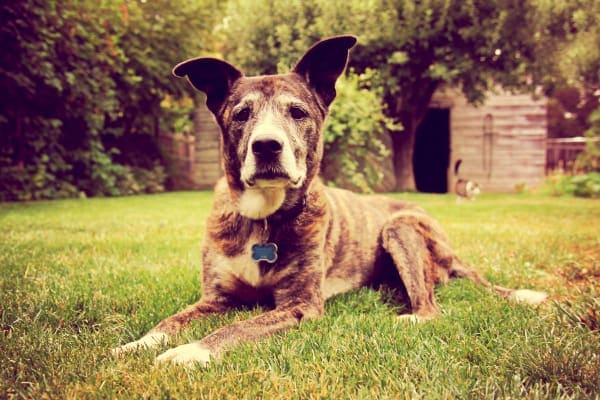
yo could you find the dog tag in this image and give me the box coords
[251,243,278,263]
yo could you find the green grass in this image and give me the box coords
[1,192,598,399]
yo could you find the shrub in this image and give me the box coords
[0,165,80,201]
[574,107,600,172]
[543,170,600,198]
[87,163,167,198]
[321,71,400,193]
[0,1,216,201]
[571,173,600,198]
[0,161,166,201]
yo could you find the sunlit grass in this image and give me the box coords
[1,192,598,398]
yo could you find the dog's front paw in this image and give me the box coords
[111,332,169,356]
[396,313,435,324]
[155,342,213,368]
[508,289,548,305]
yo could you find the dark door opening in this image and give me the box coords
[414,108,450,193]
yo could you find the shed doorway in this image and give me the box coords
[413,108,450,193]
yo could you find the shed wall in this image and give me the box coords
[437,89,547,192]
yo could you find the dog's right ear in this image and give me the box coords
[173,58,242,115]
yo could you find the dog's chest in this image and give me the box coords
[213,228,278,290]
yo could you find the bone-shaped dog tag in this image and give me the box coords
[251,243,278,263]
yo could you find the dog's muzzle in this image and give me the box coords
[243,134,303,188]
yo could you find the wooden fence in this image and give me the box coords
[158,132,196,189]
[545,137,588,173]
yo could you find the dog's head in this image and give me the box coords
[173,36,357,219]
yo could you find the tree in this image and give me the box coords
[1,1,121,199]
[347,0,548,190]
[220,0,588,190]
[322,71,398,192]
[535,0,599,140]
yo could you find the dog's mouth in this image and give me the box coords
[244,173,303,189]
[243,165,304,189]
[238,165,304,220]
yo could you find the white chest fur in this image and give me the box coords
[215,245,260,287]
[213,228,273,288]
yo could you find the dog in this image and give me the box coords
[112,36,547,367]
[454,159,481,202]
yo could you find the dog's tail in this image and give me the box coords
[454,159,463,176]
[450,259,548,305]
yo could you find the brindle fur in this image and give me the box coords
[112,36,546,366]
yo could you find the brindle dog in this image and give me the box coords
[112,36,547,367]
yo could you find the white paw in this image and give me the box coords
[396,313,434,324]
[508,289,548,305]
[396,314,422,324]
[111,332,169,355]
[155,342,213,368]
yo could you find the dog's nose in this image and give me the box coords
[252,135,283,159]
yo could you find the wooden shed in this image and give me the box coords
[416,86,548,193]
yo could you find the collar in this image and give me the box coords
[266,195,307,225]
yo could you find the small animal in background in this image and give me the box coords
[454,159,481,202]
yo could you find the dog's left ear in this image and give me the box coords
[293,35,357,107]
[173,58,242,115]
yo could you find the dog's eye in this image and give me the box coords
[289,106,307,120]
[233,107,250,122]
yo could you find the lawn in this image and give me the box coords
[1,191,598,399]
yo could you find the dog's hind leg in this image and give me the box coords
[380,210,449,321]
[381,209,548,315]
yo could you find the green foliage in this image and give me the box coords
[547,87,597,139]
[546,107,600,198]
[223,0,546,103]
[86,162,167,198]
[575,107,600,172]
[160,96,196,135]
[569,173,600,198]
[543,170,600,198]
[219,0,322,74]
[537,2,599,144]
[535,0,600,92]
[0,0,222,201]
[321,72,399,192]
[0,165,80,202]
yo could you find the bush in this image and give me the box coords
[543,170,600,198]
[321,71,400,193]
[0,161,166,202]
[571,173,600,198]
[132,164,167,194]
[574,107,600,172]
[0,1,217,201]
[0,165,80,202]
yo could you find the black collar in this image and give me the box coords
[266,195,307,225]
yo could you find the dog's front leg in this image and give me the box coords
[111,298,229,355]
[155,272,324,367]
